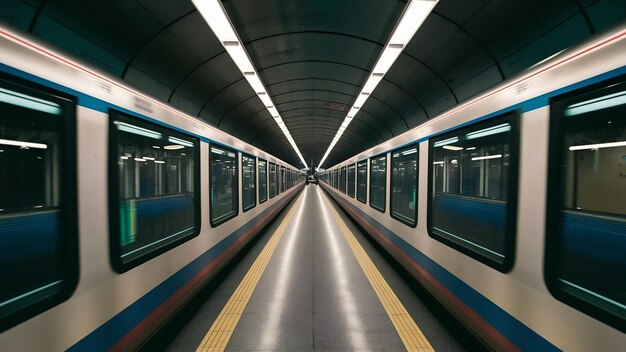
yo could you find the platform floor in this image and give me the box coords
[166,186,471,351]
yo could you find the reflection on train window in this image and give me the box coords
[242,153,256,212]
[258,159,267,203]
[210,145,238,226]
[110,111,199,271]
[0,76,76,330]
[269,162,277,198]
[370,154,387,212]
[347,164,356,198]
[391,145,418,227]
[280,166,286,193]
[429,113,517,270]
[357,161,367,203]
[549,79,626,328]
[339,167,346,193]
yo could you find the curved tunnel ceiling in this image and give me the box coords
[1,0,625,167]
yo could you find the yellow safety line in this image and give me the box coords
[322,194,435,352]
[196,193,305,352]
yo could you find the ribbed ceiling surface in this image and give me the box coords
[2,0,625,167]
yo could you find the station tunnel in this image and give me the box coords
[0,0,625,350]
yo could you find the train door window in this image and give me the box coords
[339,167,346,193]
[428,112,518,271]
[269,162,277,198]
[391,145,418,227]
[347,164,356,198]
[547,78,626,330]
[110,111,200,271]
[370,154,387,212]
[280,166,286,193]
[241,153,256,212]
[357,160,367,203]
[0,75,77,331]
[258,159,267,203]
[209,145,238,226]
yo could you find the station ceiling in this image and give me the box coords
[2,0,625,168]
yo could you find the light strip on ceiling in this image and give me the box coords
[318,0,438,169]
[192,0,308,169]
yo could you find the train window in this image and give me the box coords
[280,166,286,193]
[339,167,346,194]
[347,164,356,198]
[357,160,367,203]
[391,145,419,227]
[209,145,238,226]
[370,154,387,212]
[0,75,77,331]
[428,112,518,271]
[269,162,277,198]
[547,78,626,330]
[258,159,267,203]
[110,111,200,272]
[242,153,256,212]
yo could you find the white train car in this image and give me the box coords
[321,24,626,351]
[0,26,304,351]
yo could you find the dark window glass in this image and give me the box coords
[258,159,267,203]
[391,145,418,226]
[210,145,238,226]
[357,161,367,203]
[242,154,256,211]
[0,75,77,331]
[269,162,277,198]
[280,166,286,193]
[429,113,517,270]
[111,111,200,270]
[347,164,356,198]
[339,167,346,193]
[548,79,626,330]
[370,155,387,212]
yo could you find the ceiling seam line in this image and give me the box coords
[121,10,196,79]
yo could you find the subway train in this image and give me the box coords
[320,24,626,350]
[0,26,304,351]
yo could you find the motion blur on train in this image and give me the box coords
[0,28,304,350]
[319,25,626,351]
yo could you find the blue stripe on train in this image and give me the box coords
[67,191,296,352]
[326,189,559,351]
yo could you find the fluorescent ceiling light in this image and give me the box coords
[372,45,403,74]
[565,90,626,116]
[443,145,463,151]
[354,93,368,107]
[433,161,444,165]
[116,121,162,140]
[401,148,417,155]
[0,87,62,115]
[168,136,194,147]
[466,123,510,140]
[466,147,476,150]
[362,75,384,94]
[134,158,146,162]
[318,0,438,169]
[0,138,48,150]
[211,147,225,155]
[143,157,155,161]
[192,0,308,169]
[389,0,438,45]
[569,141,626,151]
[433,137,459,148]
[154,160,165,164]
[472,154,503,161]
[164,145,185,150]
[347,107,360,118]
